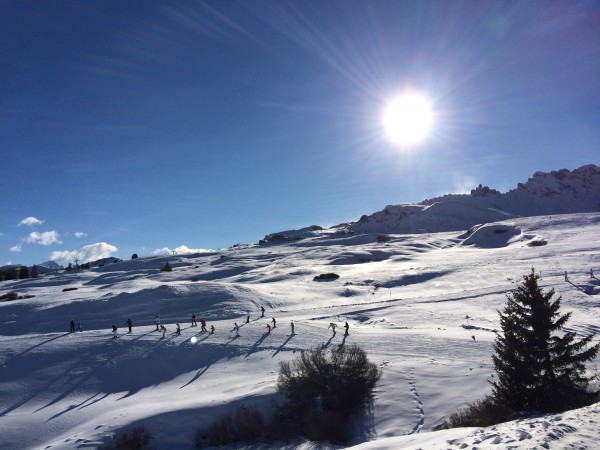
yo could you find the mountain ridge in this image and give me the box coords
[263,164,600,241]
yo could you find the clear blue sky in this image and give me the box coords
[2,0,599,266]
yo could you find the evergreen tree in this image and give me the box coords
[18,266,30,279]
[30,265,39,278]
[491,268,599,412]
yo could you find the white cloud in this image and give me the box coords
[50,242,118,264]
[25,231,62,246]
[74,232,88,238]
[18,216,44,227]
[153,245,214,255]
[10,244,22,253]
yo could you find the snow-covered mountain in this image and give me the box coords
[262,164,600,241]
[348,164,600,235]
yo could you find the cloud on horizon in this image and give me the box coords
[51,242,118,264]
[25,231,62,246]
[18,216,44,227]
[153,245,215,255]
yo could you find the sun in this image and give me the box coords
[382,92,435,147]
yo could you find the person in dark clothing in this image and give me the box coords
[70,319,75,333]
[344,321,349,336]
[191,313,197,327]
[200,318,207,332]
[112,325,117,334]
[328,322,337,336]
[271,317,276,328]
[176,323,181,335]
[210,325,214,334]
[291,321,295,334]
[260,306,265,317]
[125,318,133,333]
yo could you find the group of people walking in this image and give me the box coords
[70,306,351,342]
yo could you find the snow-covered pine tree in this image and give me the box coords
[491,268,599,412]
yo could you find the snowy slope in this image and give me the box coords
[1,213,600,449]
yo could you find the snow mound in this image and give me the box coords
[461,224,521,248]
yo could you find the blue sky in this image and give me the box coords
[2,0,599,267]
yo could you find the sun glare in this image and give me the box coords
[382,92,434,147]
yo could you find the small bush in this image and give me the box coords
[440,395,518,429]
[313,273,339,281]
[103,425,153,450]
[527,239,547,247]
[62,287,78,292]
[160,262,172,272]
[1,292,19,301]
[195,405,266,448]
[276,344,381,445]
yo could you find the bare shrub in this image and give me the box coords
[0,292,19,301]
[313,273,339,281]
[195,405,266,448]
[103,425,153,450]
[276,345,381,444]
[527,239,547,247]
[439,396,517,429]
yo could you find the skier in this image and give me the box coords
[344,321,349,336]
[160,324,167,338]
[266,324,272,334]
[564,271,569,282]
[125,318,133,333]
[210,325,215,334]
[76,321,83,332]
[176,323,181,336]
[271,317,276,328]
[260,306,265,317]
[234,322,240,336]
[70,318,76,334]
[328,322,337,336]
[155,315,160,331]
[191,312,197,327]
[246,312,250,323]
[591,268,595,278]
[290,321,295,335]
[200,318,207,332]
[112,324,117,334]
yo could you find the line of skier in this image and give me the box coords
[70,305,351,341]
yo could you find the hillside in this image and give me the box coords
[1,212,599,449]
